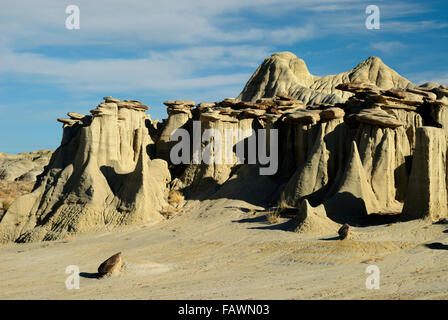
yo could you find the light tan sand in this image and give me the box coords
[1,198,448,300]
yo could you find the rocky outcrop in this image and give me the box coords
[295,200,340,234]
[238,52,414,105]
[279,80,445,223]
[156,100,194,162]
[0,150,53,182]
[401,127,448,222]
[0,98,170,243]
[2,53,448,243]
[323,141,381,221]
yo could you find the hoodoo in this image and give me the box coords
[1,53,448,243]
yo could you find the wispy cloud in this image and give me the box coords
[0,47,256,92]
[407,71,448,86]
[370,41,407,55]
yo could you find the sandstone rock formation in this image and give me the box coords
[294,200,340,235]
[1,52,448,243]
[238,52,414,105]
[401,127,448,222]
[0,150,53,182]
[0,98,170,243]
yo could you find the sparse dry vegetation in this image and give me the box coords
[278,198,289,210]
[167,189,184,207]
[266,208,280,224]
[264,199,300,224]
[0,180,34,199]
[161,205,180,219]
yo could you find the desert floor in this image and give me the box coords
[1,198,448,299]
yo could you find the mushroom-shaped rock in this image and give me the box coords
[355,108,403,128]
[67,112,85,120]
[201,112,237,123]
[240,108,266,118]
[164,100,195,107]
[319,107,345,120]
[57,118,79,126]
[338,224,350,240]
[103,97,120,103]
[123,99,142,104]
[198,102,216,109]
[234,101,259,109]
[282,109,321,124]
[117,101,141,109]
[98,252,123,277]
[219,99,237,108]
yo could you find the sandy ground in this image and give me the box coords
[1,198,448,300]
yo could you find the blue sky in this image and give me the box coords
[0,0,447,153]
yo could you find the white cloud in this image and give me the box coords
[407,71,448,86]
[0,0,445,97]
[370,41,406,55]
[0,46,258,92]
[0,0,323,49]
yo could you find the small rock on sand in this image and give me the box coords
[98,252,123,277]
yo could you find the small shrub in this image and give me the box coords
[275,199,299,218]
[266,209,280,224]
[168,189,184,207]
[278,198,289,210]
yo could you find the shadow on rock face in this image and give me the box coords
[425,242,448,250]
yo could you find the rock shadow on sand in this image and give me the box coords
[232,215,297,232]
[425,242,448,250]
[79,272,100,279]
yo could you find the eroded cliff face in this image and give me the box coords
[2,53,448,243]
[237,52,414,105]
[0,98,170,243]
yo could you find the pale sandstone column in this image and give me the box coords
[402,126,448,222]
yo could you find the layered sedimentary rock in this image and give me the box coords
[0,150,53,182]
[238,52,414,105]
[156,100,194,162]
[1,53,448,243]
[401,127,448,222]
[0,98,170,243]
[278,80,445,223]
